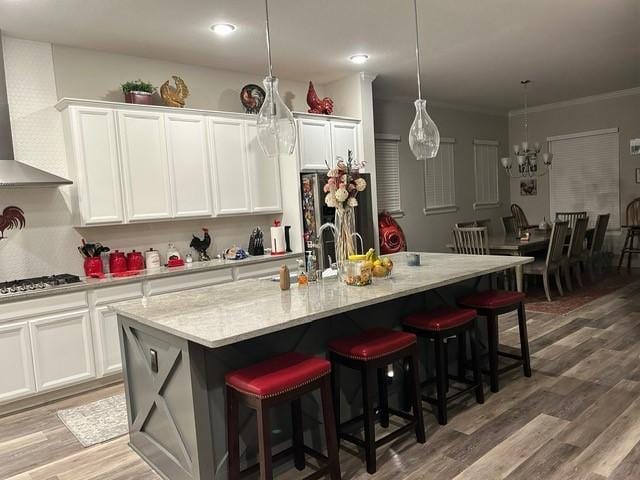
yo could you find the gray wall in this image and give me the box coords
[373,98,510,252]
[508,92,640,225]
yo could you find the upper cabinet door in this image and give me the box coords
[164,114,213,218]
[208,117,251,215]
[298,118,332,170]
[69,107,124,225]
[117,111,173,221]
[330,121,360,165]
[245,122,282,213]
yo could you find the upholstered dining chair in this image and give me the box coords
[584,213,609,281]
[555,211,588,230]
[510,204,535,231]
[501,216,518,236]
[618,198,640,272]
[564,216,589,289]
[522,221,569,302]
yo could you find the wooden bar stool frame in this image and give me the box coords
[403,317,485,425]
[329,342,425,474]
[226,374,341,480]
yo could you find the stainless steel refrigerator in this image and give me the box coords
[300,172,375,270]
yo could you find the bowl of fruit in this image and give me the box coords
[348,249,394,281]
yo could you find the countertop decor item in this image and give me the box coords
[145,248,161,270]
[240,84,266,114]
[270,219,286,255]
[408,0,439,161]
[406,253,420,266]
[279,264,290,290]
[0,205,25,240]
[160,75,190,108]
[378,212,407,254]
[190,228,212,261]
[224,247,248,260]
[121,79,154,105]
[306,81,334,115]
[256,0,296,157]
[166,243,181,261]
[78,239,110,276]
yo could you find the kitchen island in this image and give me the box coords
[112,252,533,480]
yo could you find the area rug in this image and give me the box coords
[524,271,637,315]
[57,393,128,447]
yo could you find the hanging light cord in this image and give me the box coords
[413,0,422,100]
[264,0,274,78]
[522,80,529,145]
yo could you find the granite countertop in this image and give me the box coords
[0,252,302,304]
[111,252,533,349]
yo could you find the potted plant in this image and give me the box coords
[121,79,155,105]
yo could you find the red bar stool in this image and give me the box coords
[225,352,341,480]
[328,328,425,474]
[457,290,531,393]
[402,306,484,425]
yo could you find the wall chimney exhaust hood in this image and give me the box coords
[0,34,72,187]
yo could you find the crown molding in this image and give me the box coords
[373,94,507,117]
[508,86,640,117]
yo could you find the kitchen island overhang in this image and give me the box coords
[112,252,533,480]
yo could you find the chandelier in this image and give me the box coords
[501,80,552,177]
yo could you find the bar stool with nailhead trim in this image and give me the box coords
[328,328,425,474]
[402,306,484,425]
[225,351,341,480]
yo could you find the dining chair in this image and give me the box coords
[455,219,491,228]
[584,213,610,281]
[501,216,518,236]
[555,211,588,230]
[522,221,569,302]
[510,204,535,230]
[565,216,589,289]
[452,226,490,255]
[617,198,640,272]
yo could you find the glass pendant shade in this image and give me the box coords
[409,99,440,160]
[256,76,296,157]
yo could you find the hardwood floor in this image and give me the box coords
[2,275,640,480]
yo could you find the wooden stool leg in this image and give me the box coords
[443,339,450,391]
[256,403,273,480]
[377,368,389,428]
[319,376,342,480]
[362,366,377,474]
[226,386,241,480]
[330,355,341,435]
[517,303,532,378]
[469,322,484,404]
[457,332,467,380]
[618,230,631,272]
[434,336,448,425]
[291,398,305,471]
[408,348,426,443]
[487,313,500,393]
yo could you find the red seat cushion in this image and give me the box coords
[225,352,330,398]
[458,290,525,309]
[403,306,476,332]
[328,328,416,360]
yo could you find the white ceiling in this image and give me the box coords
[1,0,638,112]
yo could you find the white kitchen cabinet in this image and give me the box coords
[29,310,95,392]
[165,113,214,218]
[93,306,123,376]
[0,322,36,403]
[331,120,360,164]
[63,106,124,225]
[297,117,332,170]
[208,117,252,215]
[245,123,282,213]
[117,110,173,221]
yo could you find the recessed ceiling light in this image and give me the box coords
[349,54,369,64]
[211,23,236,36]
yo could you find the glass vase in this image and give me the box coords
[334,205,356,281]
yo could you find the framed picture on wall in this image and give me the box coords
[520,179,537,196]
[631,138,640,156]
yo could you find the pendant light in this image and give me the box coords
[408,0,440,160]
[256,0,297,158]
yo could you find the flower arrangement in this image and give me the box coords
[323,150,367,209]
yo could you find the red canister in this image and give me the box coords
[109,250,127,274]
[126,250,144,271]
[83,257,104,277]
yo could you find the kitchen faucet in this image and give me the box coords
[351,232,364,255]
[313,222,338,271]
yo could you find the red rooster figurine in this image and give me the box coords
[306,81,334,115]
[0,206,25,240]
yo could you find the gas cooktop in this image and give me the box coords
[0,274,82,296]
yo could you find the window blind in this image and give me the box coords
[549,128,620,229]
[473,140,500,208]
[375,134,402,214]
[424,138,456,214]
